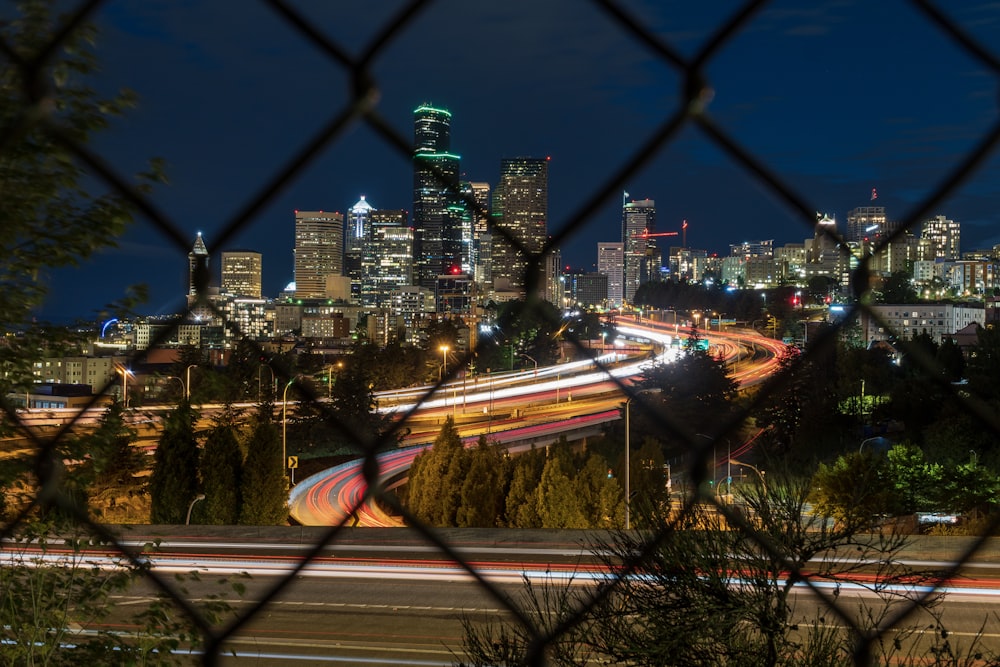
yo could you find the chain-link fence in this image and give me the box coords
[3,0,1000,664]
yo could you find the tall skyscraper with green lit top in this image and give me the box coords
[413,105,461,289]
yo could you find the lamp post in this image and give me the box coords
[115,365,133,408]
[520,353,538,377]
[185,364,197,401]
[439,345,450,381]
[185,494,206,525]
[282,376,304,482]
[326,361,342,399]
[730,458,766,495]
[487,368,493,433]
[625,397,632,531]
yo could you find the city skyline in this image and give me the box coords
[33,1,1000,320]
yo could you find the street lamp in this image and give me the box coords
[115,365,133,408]
[520,353,538,377]
[622,390,660,530]
[327,361,342,399]
[730,458,766,495]
[439,345,450,381]
[185,494,206,525]
[625,397,633,531]
[282,376,305,482]
[185,364,197,401]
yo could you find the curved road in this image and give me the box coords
[290,321,786,527]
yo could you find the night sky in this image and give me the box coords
[36,0,1000,322]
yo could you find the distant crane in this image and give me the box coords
[630,220,690,249]
[630,230,679,239]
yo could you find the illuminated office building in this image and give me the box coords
[294,210,344,299]
[413,105,462,289]
[221,250,262,298]
[491,157,548,294]
[622,197,656,303]
[598,242,624,307]
[345,195,373,301]
[921,215,961,261]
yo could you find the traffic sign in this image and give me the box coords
[287,455,299,469]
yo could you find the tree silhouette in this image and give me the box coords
[149,400,200,524]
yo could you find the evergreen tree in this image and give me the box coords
[455,436,509,528]
[149,400,200,524]
[635,345,739,452]
[407,416,463,525]
[505,448,545,528]
[576,453,622,529]
[239,401,287,525]
[199,405,244,525]
[535,440,587,529]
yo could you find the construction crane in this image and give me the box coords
[629,220,689,246]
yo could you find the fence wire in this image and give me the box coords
[2,0,1000,664]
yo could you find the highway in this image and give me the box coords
[290,320,785,527]
[10,528,1000,665]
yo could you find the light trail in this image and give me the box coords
[291,321,783,527]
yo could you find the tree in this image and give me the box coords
[462,473,969,666]
[877,270,918,304]
[199,405,244,525]
[239,401,287,525]
[407,416,463,525]
[455,436,509,528]
[148,400,200,524]
[535,440,588,528]
[70,399,142,520]
[810,451,897,526]
[0,1,161,404]
[0,521,244,664]
[635,345,738,449]
[504,448,545,528]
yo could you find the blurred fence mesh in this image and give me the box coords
[3,0,1000,664]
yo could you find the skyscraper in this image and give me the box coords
[622,197,655,303]
[921,215,961,260]
[846,206,886,244]
[345,195,373,301]
[188,232,209,302]
[491,157,548,294]
[294,210,344,299]
[598,242,624,307]
[467,182,492,284]
[221,250,262,298]
[413,105,461,289]
[367,208,411,306]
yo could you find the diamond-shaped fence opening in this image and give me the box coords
[2,0,1000,664]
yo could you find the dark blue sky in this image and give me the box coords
[40,0,1000,321]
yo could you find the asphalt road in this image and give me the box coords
[78,527,1000,665]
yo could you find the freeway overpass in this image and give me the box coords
[290,321,785,527]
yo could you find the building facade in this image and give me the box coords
[622,198,656,303]
[345,195,373,302]
[413,105,462,289]
[597,242,624,307]
[921,215,961,261]
[490,157,549,295]
[220,250,262,298]
[862,303,985,345]
[294,210,344,299]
